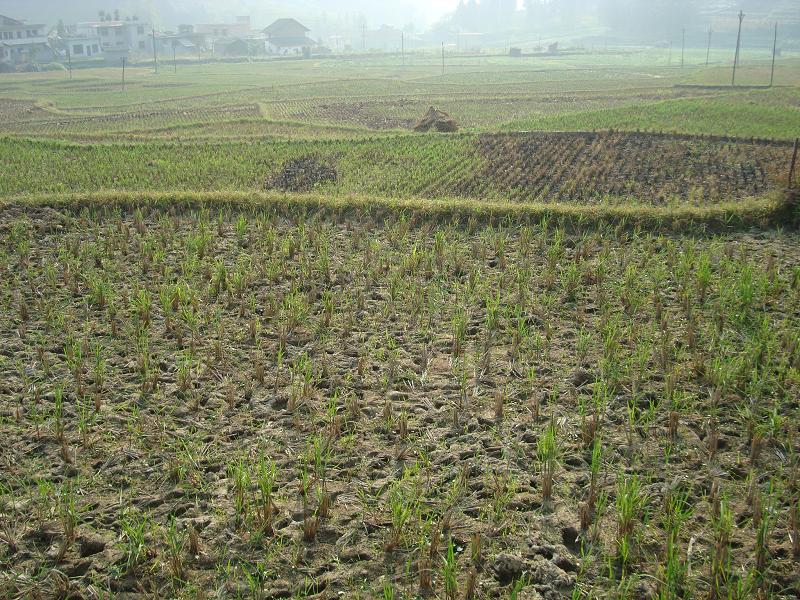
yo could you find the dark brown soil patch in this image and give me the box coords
[268,156,337,192]
[473,131,791,205]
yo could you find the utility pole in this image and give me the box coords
[152,27,158,73]
[769,22,778,87]
[121,56,126,91]
[732,10,744,86]
[681,28,685,68]
[173,43,177,73]
[668,41,672,66]
[441,42,445,76]
[401,31,404,66]
[706,28,712,66]
[66,46,72,79]
[361,23,366,52]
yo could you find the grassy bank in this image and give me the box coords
[1,189,793,233]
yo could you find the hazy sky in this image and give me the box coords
[414,0,459,22]
[0,0,465,27]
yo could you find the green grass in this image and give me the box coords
[2,56,798,140]
[1,132,790,207]
[501,90,800,139]
[1,53,798,226]
[0,135,480,197]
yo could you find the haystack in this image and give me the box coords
[412,106,459,133]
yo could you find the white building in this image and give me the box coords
[195,17,252,41]
[63,34,103,59]
[76,19,152,55]
[0,14,53,64]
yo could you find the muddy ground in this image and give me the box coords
[1,205,799,599]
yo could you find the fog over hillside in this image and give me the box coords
[1,0,797,45]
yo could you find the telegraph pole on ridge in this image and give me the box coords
[732,10,744,86]
[706,27,712,67]
[770,22,778,87]
[152,27,158,73]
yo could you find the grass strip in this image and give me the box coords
[1,189,795,233]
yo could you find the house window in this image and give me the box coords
[139,41,145,49]
[73,44,84,54]
[92,44,99,53]
[17,31,23,38]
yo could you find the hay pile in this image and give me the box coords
[412,106,459,133]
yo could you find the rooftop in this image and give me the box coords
[1,37,49,46]
[1,14,45,28]
[263,18,310,35]
[78,21,144,29]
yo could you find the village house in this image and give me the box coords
[0,14,53,65]
[213,37,266,58]
[364,25,404,52]
[195,16,252,40]
[155,31,201,58]
[65,35,102,58]
[263,18,316,55]
[195,16,253,48]
[76,18,152,55]
[56,32,103,61]
[49,23,103,62]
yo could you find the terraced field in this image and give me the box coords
[0,131,793,206]
[1,51,800,600]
